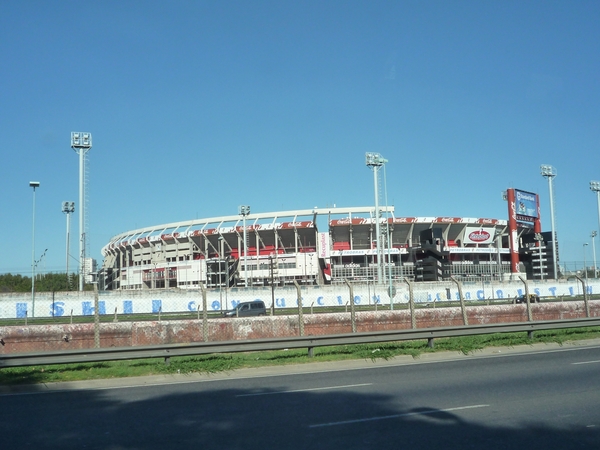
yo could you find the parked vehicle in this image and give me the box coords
[514,294,540,304]
[223,300,267,317]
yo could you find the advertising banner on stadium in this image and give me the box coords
[515,189,538,221]
[463,227,495,244]
[318,232,330,258]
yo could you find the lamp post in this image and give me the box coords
[71,132,92,291]
[366,153,388,283]
[239,205,250,287]
[29,181,40,317]
[541,165,558,279]
[62,201,75,288]
[591,231,597,279]
[583,243,589,283]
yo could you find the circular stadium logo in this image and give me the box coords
[469,230,491,242]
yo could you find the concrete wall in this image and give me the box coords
[1,300,598,355]
[1,279,598,320]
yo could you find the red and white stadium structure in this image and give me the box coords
[100,189,552,290]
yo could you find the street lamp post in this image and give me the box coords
[239,205,250,287]
[541,165,558,279]
[583,243,589,283]
[366,153,388,284]
[591,231,597,279]
[71,132,92,291]
[29,181,40,317]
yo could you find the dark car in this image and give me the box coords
[514,294,540,304]
[223,300,267,317]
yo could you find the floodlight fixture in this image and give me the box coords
[62,201,75,214]
[71,132,92,149]
[366,152,388,167]
[540,164,556,178]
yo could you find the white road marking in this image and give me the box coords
[309,404,490,428]
[572,360,600,365]
[236,383,373,397]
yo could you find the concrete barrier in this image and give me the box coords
[1,300,598,355]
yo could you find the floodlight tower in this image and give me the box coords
[366,153,388,283]
[29,181,40,317]
[591,181,600,250]
[540,165,558,280]
[592,231,598,279]
[239,205,251,287]
[62,201,75,286]
[71,132,92,291]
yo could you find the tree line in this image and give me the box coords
[0,273,93,293]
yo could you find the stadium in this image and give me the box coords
[100,191,553,290]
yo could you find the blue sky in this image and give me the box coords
[1,1,600,275]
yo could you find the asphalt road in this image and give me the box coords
[1,342,600,449]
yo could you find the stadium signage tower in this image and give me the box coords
[506,188,542,276]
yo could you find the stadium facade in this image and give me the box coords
[100,200,554,290]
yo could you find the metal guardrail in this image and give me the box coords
[2,317,600,368]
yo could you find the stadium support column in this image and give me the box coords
[506,189,520,276]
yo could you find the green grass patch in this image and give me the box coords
[2,326,600,386]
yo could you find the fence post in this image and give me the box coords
[344,279,356,333]
[199,282,208,341]
[293,280,304,336]
[518,276,533,323]
[575,275,590,318]
[450,277,468,326]
[405,279,416,329]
